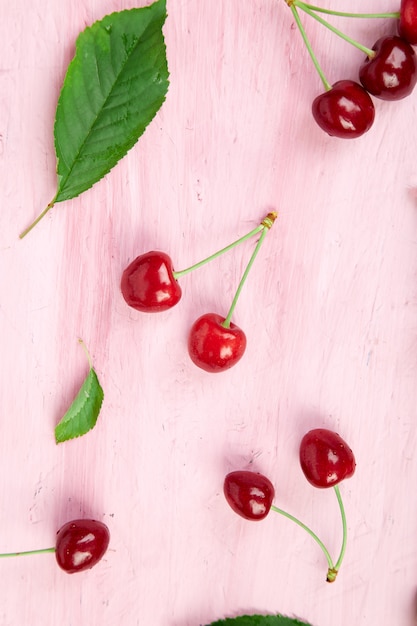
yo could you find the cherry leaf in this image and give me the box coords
[20,0,169,237]
[55,342,104,443]
[206,616,313,626]
[54,0,168,202]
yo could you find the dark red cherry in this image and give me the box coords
[55,519,110,573]
[299,429,356,489]
[188,313,247,372]
[359,36,417,100]
[398,0,417,45]
[121,251,182,312]
[224,470,275,520]
[312,80,375,138]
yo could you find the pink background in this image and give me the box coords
[1,0,416,625]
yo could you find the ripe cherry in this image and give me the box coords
[359,36,417,100]
[299,429,356,489]
[121,251,182,312]
[224,470,275,521]
[55,519,110,574]
[312,80,375,138]
[398,0,417,45]
[188,313,247,372]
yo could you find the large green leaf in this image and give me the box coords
[54,0,168,203]
[20,0,169,238]
[206,616,313,626]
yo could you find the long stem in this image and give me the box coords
[271,504,335,572]
[0,547,55,558]
[295,1,399,19]
[173,222,268,280]
[222,212,276,329]
[332,485,348,573]
[290,4,331,91]
[19,199,56,239]
[296,3,375,57]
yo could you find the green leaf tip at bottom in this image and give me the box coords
[54,0,169,203]
[20,0,169,238]
[206,615,314,626]
[55,342,104,444]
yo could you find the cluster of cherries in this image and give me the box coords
[0,518,110,574]
[224,428,356,581]
[121,212,277,373]
[286,0,417,137]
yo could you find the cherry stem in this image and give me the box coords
[0,547,55,558]
[19,199,56,239]
[294,2,375,57]
[289,4,332,91]
[294,1,399,19]
[270,504,335,572]
[173,213,276,280]
[332,484,347,573]
[222,212,277,329]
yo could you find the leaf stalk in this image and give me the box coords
[19,200,56,239]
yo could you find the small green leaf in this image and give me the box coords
[206,616,313,626]
[55,342,104,443]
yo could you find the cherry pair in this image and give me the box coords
[0,518,110,574]
[287,0,417,138]
[121,212,277,373]
[224,428,356,582]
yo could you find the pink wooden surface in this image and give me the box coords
[1,0,417,624]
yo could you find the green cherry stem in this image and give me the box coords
[222,212,277,329]
[294,2,375,57]
[173,214,275,280]
[332,484,348,574]
[289,3,332,91]
[270,504,335,575]
[0,547,55,558]
[294,1,399,19]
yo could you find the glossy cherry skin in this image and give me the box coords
[312,80,375,139]
[398,0,417,45]
[55,519,110,574]
[121,251,182,312]
[359,36,417,100]
[188,313,247,372]
[299,429,356,489]
[224,470,275,521]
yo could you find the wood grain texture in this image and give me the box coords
[1,0,417,625]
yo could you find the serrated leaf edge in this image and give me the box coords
[54,0,169,203]
[55,366,104,444]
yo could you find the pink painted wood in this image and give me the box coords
[1,0,416,624]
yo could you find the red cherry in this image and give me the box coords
[359,36,417,100]
[121,251,182,312]
[224,470,275,521]
[55,519,110,574]
[312,80,375,138]
[398,0,417,45]
[187,313,247,372]
[299,429,356,489]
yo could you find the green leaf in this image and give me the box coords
[19,0,169,238]
[54,0,168,202]
[55,342,104,443]
[206,616,313,626]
